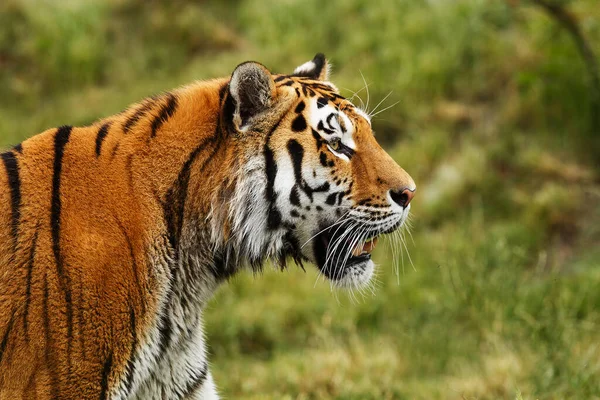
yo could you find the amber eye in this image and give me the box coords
[329,138,341,151]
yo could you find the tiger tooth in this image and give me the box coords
[352,243,363,257]
[362,237,378,254]
[351,236,380,257]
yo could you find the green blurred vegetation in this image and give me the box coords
[1,0,600,398]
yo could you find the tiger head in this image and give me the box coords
[216,54,415,289]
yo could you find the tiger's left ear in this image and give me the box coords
[293,53,330,81]
[229,61,276,131]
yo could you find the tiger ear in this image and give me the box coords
[293,53,330,81]
[229,61,276,131]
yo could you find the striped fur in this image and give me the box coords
[0,54,415,399]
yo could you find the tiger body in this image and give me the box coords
[0,55,415,399]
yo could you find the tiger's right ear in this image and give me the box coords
[228,61,276,131]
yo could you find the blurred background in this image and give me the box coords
[1,0,599,398]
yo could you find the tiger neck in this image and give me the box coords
[140,80,277,291]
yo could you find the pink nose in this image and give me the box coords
[390,188,415,208]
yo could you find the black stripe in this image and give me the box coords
[163,139,213,258]
[310,83,336,92]
[264,145,281,229]
[150,93,178,138]
[23,229,39,338]
[99,351,113,400]
[289,186,301,207]
[301,85,309,97]
[288,140,309,203]
[180,362,209,398]
[221,90,236,134]
[122,98,156,134]
[51,125,72,273]
[326,191,345,206]
[157,289,174,359]
[313,129,325,150]
[51,125,74,368]
[95,122,111,157]
[291,115,307,132]
[316,97,328,108]
[42,271,60,399]
[78,270,86,361]
[295,101,306,113]
[326,112,336,128]
[42,271,50,357]
[263,113,288,231]
[330,92,346,100]
[123,305,137,396]
[287,139,304,184]
[1,150,22,247]
[0,310,16,365]
[163,117,223,260]
[287,139,325,203]
[116,218,146,314]
[317,120,335,135]
[13,143,23,153]
[164,134,224,281]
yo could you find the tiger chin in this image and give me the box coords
[0,54,415,399]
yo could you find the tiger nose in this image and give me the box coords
[390,187,415,208]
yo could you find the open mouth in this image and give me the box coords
[313,222,380,280]
[348,236,379,265]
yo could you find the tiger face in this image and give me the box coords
[225,54,415,289]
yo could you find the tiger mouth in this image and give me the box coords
[350,236,379,257]
[313,223,381,279]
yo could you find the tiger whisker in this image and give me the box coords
[300,209,351,249]
[359,70,371,115]
[369,91,394,117]
[369,100,400,119]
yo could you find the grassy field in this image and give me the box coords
[1,0,600,398]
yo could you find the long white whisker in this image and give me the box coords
[359,70,371,115]
[323,221,358,278]
[342,86,367,110]
[370,91,394,116]
[311,210,354,289]
[300,211,351,249]
[339,219,372,283]
[341,217,372,267]
[400,228,416,272]
[329,222,360,282]
[370,101,400,119]
[337,224,362,282]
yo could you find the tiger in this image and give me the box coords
[0,54,415,399]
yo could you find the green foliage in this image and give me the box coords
[1,0,599,398]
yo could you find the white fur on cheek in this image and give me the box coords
[273,151,297,222]
[338,111,355,150]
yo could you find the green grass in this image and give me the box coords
[1,0,599,398]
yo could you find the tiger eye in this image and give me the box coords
[329,138,341,151]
